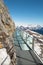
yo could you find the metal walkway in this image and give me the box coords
[13,28,43,65]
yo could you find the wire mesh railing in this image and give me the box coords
[19,29,43,63]
[14,29,43,65]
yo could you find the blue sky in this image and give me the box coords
[4,0,43,26]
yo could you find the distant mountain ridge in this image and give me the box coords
[19,25,43,35]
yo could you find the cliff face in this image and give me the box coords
[0,0,16,65]
[0,0,15,36]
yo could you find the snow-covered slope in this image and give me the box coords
[19,25,43,35]
[27,24,42,30]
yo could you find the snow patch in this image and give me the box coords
[0,48,11,65]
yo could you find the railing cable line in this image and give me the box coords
[1,56,8,65]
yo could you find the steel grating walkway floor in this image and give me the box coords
[13,29,43,65]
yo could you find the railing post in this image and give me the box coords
[32,37,34,50]
[26,33,27,43]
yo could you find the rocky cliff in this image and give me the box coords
[0,0,16,65]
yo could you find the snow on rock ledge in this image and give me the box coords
[0,48,11,65]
